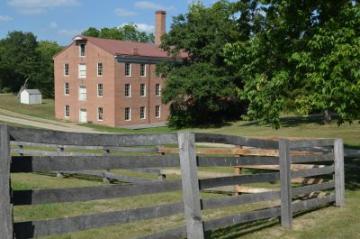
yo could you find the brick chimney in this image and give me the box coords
[155,10,166,45]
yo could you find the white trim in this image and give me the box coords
[125,107,131,121]
[155,84,161,96]
[79,43,86,57]
[140,83,146,97]
[78,64,87,79]
[97,62,103,77]
[97,83,104,97]
[140,64,147,77]
[97,107,104,121]
[125,84,131,97]
[64,63,69,76]
[155,105,161,118]
[64,105,70,118]
[140,106,146,120]
[125,63,132,77]
[79,85,87,101]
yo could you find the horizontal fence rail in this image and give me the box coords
[8,126,178,146]
[0,125,345,239]
[14,202,184,239]
[12,181,182,206]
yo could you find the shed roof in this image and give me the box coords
[22,89,41,95]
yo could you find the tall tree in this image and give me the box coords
[35,41,63,98]
[82,24,155,43]
[224,0,360,127]
[159,0,250,127]
[0,31,39,93]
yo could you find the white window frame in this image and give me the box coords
[155,84,161,96]
[155,105,161,118]
[64,82,70,96]
[125,107,131,121]
[125,63,132,77]
[140,64,146,77]
[64,63,69,76]
[64,105,70,118]
[97,62,103,77]
[79,85,87,101]
[125,84,131,97]
[140,106,146,120]
[78,64,87,79]
[97,83,103,97]
[97,107,104,121]
[79,43,86,57]
[140,83,146,97]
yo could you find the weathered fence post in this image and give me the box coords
[178,132,205,239]
[0,125,13,238]
[279,139,292,229]
[334,138,345,207]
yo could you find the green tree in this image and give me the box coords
[224,0,360,127]
[35,41,63,98]
[82,24,154,43]
[0,31,39,93]
[159,0,249,127]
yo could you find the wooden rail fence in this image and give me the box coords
[0,125,344,239]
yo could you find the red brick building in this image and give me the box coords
[54,11,180,128]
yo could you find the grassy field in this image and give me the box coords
[2,94,360,238]
[0,94,55,120]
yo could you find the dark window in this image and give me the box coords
[125,107,131,121]
[155,84,161,96]
[97,63,103,76]
[155,105,161,118]
[125,63,131,76]
[64,82,70,95]
[140,106,146,119]
[80,43,86,57]
[97,107,104,121]
[125,84,131,97]
[64,64,69,76]
[140,84,146,97]
[65,105,70,117]
[140,64,146,77]
[97,84,103,97]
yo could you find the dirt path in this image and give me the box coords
[0,109,96,133]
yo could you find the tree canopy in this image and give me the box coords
[224,0,360,127]
[160,0,360,128]
[159,1,248,127]
[82,24,155,43]
[0,31,62,98]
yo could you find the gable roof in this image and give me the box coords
[22,89,41,95]
[54,35,187,60]
[85,36,172,58]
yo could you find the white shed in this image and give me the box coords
[20,89,42,105]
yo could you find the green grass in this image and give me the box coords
[0,94,54,120]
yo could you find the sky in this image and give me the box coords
[0,0,217,45]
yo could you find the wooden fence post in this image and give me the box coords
[279,139,292,229]
[0,125,13,238]
[334,138,345,207]
[178,132,205,239]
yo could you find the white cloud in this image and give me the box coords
[114,8,137,17]
[134,1,175,11]
[49,21,58,28]
[7,0,80,15]
[0,15,13,22]
[135,23,155,33]
[57,28,82,36]
[119,23,155,34]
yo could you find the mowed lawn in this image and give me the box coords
[1,94,360,238]
[0,94,54,120]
